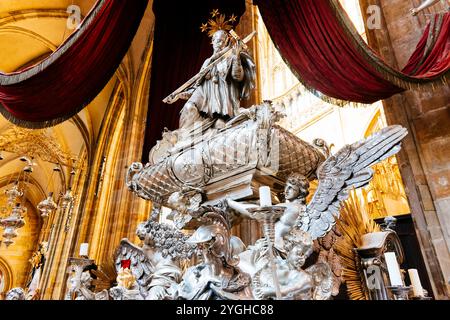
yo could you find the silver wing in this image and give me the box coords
[114,239,154,291]
[299,125,408,240]
[314,226,343,296]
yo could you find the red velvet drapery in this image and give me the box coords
[256,0,450,105]
[142,0,245,161]
[0,0,148,128]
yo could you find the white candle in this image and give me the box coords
[408,269,424,297]
[79,243,89,257]
[384,252,403,286]
[259,186,272,207]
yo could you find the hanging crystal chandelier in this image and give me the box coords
[5,181,23,207]
[60,189,74,211]
[37,165,61,218]
[0,204,26,247]
[0,159,32,247]
[61,169,76,211]
[37,192,58,218]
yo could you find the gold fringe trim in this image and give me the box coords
[0,0,107,85]
[269,39,358,107]
[0,101,90,129]
[265,1,449,107]
[328,0,450,90]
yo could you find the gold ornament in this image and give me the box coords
[116,267,136,290]
[200,9,237,38]
[334,191,381,300]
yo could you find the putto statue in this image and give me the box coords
[114,206,194,300]
[251,228,332,300]
[115,9,410,300]
[176,210,252,300]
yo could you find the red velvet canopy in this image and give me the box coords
[0,0,148,128]
[0,0,448,155]
[256,0,450,105]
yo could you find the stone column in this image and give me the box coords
[359,0,450,298]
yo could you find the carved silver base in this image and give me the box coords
[387,286,411,300]
[410,295,432,300]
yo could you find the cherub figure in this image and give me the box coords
[251,228,315,300]
[228,125,407,243]
[176,211,252,300]
[243,227,333,300]
[229,126,408,298]
[227,173,310,251]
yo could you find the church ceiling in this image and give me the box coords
[0,0,154,210]
[0,0,103,204]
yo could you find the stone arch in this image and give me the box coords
[0,257,14,297]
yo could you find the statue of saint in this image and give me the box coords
[176,29,256,128]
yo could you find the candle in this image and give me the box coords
[79,243,89,257]
[408,269,424,297]
[384,252,403,286]
[259,186,272,207]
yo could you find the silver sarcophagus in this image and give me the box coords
[127,103,326,205]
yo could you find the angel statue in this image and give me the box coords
[227,125,408,297]
[251,228,333,300]
[411,0,449,15]
[176,210,252,300]
[163,11,256,129]
[228,173,309,252]
[114,212,197,300]
[65,270,108,300]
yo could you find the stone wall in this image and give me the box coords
[359,0,450,298]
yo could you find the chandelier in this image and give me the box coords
[0,157,33,247]
[37,192,58,218]
[37,165,61,218]
[0,126,81,247]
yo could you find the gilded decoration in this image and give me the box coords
[0,126,77,168]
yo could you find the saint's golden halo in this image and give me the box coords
[200,9,237,37]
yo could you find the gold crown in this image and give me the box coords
[200,9,237,37]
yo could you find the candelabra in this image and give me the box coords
[387,285,411,300]
[247,205,285,300]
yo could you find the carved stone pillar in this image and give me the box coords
[359,0,450,298]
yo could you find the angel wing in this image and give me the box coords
[299,125,408,240]
[114,239,155,291]
[313,226,343,296]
